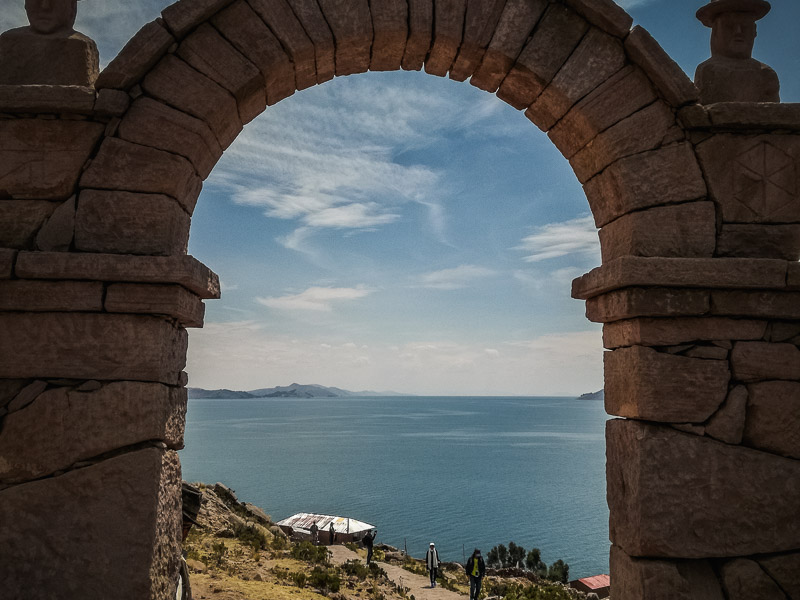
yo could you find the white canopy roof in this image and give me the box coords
[276,512,374,535]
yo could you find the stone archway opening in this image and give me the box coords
[1,0,800,598]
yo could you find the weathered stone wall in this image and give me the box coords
[0,0,798,598]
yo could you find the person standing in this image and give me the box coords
[329,522,336,545]
[425,542,440,588]
[310,522,319,546]
[363,530,376,565]
[465,548,486,600]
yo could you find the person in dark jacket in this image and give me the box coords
[465,548,486,600]
[329,522,336,545]
[363,530,376,565]
[425,542,440,588]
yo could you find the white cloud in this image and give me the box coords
[256,286,373,311]
[419,265,496,290]
[304,203,400,229]
[516,215,600,263]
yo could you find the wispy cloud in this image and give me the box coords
[256,286,374,311]
[419,265,496,290]
[515,215,600,263]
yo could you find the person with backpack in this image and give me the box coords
[425,542,440,588]
[464,548,486,600]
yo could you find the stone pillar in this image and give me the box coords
[574,103,800,600]
[0,75,218,598]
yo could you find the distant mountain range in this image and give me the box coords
[188,383,408,399]
[578,389,604,400]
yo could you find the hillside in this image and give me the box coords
[577,390,604,401]
[188,383,408,399]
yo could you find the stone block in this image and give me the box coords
[757,552,800,599]
[704,385,747,444]
[105,283,205,328]
[712,290,800,320]
[606,419,800,558]
[423,0,466,77]
[161,0,236,38]
[604,346,729,422]
[584,143,707,227]
[696,134,800,224]
[316,0,373,76]
[548,66,657,159]
[0,200,57,248]
[286,0,336,82]
[93,88,131,117]
[469,0,547,92]
[0,84,96,115]
[703,102,800,131]
[15,252,220,299]
[0,119,104,200]
[0,448,181,599]
[96,20,175,91]
[571,101,684,183]
[142,54,243,149]
[731,342,800,383]
[719,559,786,600]
[609,545,724,600]
[599,202,716,262]
[744,381,800,458]
[603,317,767,349]
[496,4,587,110]
[526,27,626,131]
[624,26,699,108]
[177,23,266,124]
[0,29,99,87]
[35,195,75,252]
[117,97,222,179]
[0,313,188,384]
[684,345,729,360]
[767,322,800,343]
[717,223,800,260]
[0,382,186,483]
[0,280,103,312]
[572,256,788,301]
[564,0,632,38]
[678,104,711,129]
[448,0,505,81]
[79,137,202,214]
[585,288,709,323]
[367,0,408,71]
[0,248,16,278]
[211,1,296,105]
[401,0,433,71]
[248,0,317,89]
[74,189,191,256]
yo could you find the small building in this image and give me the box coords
[276,512,375,545]
[569,574,610,598]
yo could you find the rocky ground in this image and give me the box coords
[182,483,592,600]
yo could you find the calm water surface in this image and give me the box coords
[180,396,609,578]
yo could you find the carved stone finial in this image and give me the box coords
[0,0,99,87]
[694,0,780,104]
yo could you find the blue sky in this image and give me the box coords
[4,0,798,395]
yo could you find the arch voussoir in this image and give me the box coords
[496,3,588,111]
[211,1,297,104]
[369,0,408,72]
[447,0,505,82]
[316,0,373,76]
[470,0,547,93]
[401,0,432,71]
[424,0,466,77]
[142,53,242,148]
[176,22,267,124]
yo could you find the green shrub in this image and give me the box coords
[233,522,269,553]
[291,541,330,564]
[309,567,341,593]
[546,559,569,584]
[271,534,288,551]
[291,571,307,588]
[341,559,371,580]
[345,542,359,552]
[210,541,227,567]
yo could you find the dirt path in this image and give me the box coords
[328,547,466,600]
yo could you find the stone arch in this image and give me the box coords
[2,0,800,599]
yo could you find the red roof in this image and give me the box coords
[577,574,610,590]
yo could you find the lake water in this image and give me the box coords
[180,396,610,579]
